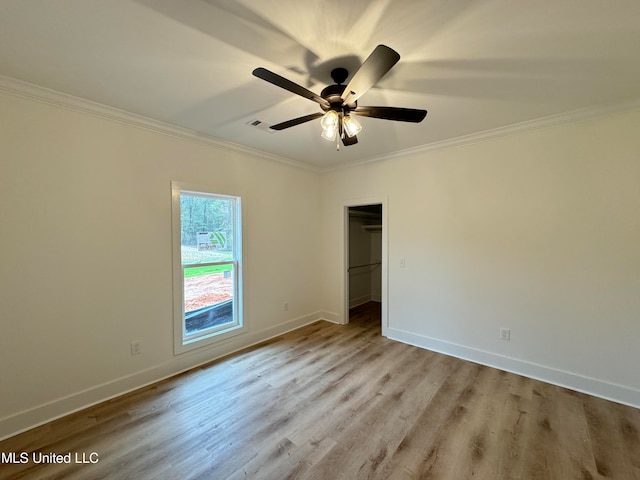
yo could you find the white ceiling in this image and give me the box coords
[1,0,640,170]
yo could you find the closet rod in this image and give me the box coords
[348,262,381,272]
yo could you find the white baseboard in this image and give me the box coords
[0,312,328,441]
[320,311,342,324]
[349,295,372,309]
[386,327,640,409]
[349,295,383,309]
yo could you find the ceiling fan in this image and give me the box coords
[252,45,427,148]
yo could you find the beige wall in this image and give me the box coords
[0,91,323,438]
[1,87,639,439]
[321,108,640,406]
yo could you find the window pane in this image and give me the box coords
[180,194,234,265]
[184,264,234,335]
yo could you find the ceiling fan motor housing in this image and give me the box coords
[321,79,356,113]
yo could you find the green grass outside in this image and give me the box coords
[184,264,233,278]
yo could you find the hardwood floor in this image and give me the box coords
[1,302,639,479]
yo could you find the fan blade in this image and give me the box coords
[342,134,358,146]
[269,112,324,130]
[354,106,427,123]
[341,45,400,105]
[253,68,330,108]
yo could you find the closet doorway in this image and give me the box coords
[345,202,386,332]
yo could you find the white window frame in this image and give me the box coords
[171,181,244,354]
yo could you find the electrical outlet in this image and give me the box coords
[499,328,511,341]
[130,341,141,355]
[283,302,289,312]
[399,257,406,268]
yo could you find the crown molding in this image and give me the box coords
[0,75,319,173]
[2,74,639,175]
[327,96,640,172]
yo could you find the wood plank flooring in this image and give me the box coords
[1,302,639,479]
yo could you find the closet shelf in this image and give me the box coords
[361,224,382,232]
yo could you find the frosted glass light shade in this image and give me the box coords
[342,115,362,138]
[320,110,339,129]
[321,126,337,141]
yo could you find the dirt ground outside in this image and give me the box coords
[184,272,233,312]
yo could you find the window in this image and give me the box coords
[172,182,243,353]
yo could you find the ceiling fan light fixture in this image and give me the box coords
[320,110,339,130]
[321,125,337,141]
[342,115,362,138]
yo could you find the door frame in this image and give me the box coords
[343,197,388,337]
